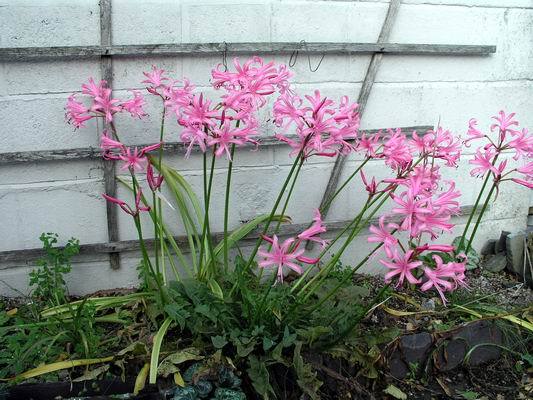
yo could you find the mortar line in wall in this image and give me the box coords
[310,0,533,10]
[0,204,480,264]
[0,177,103,190]
[2,78,532,100]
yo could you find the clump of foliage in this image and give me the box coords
[1,55,531,399]
[29,232,79,306]
[0,234,106,382]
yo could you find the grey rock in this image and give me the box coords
[434,339,467,372]
[389,350,409,379]
[400,332,433,366]
[455,320,503,366]
[480,239,497,256]
[434,321,503,371]
[506,231,533,287]
[421,298,435,311]
[496,231,510,253]
[483,252,507,272]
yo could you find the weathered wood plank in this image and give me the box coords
[0,42,496,61]
[315,0,403,246]
[0,205,476,264]
[99,0,121,270]
[0,126,432,164]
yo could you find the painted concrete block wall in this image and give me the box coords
[0,0,531,295]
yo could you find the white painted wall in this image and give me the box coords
[0,0,532,295]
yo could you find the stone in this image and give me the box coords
[400,332,433,366]
[480,239,497,256]
[483,252,507,272]
[434,338,467,372]
[506,231,533,288]
[455,320,503,366]
[389,350,409,379]
[435,321,503,371]
[496,231,510,253]
[421,298,435,311]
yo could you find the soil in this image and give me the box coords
[1,267,531,400]
[312,267,533,400]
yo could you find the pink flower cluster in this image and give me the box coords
[258,209,327,283]
[368,111,531,304]
[466,111,532,189]
[65,78,147,128]
[140,58,292,159]
[273,90,360,158]
[366,128,466,304]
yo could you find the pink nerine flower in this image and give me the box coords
[469,148,498,177]
[100,131,124,160]
[368,216,398,258]
[464,118,485,147]
[274,90,360,159]
[419,255,466,305]
[142,65,168,89]
[357,131,381,158]
[119,147,147,172]
[103,189,150,217]
[118,143,161,172]
[207,121,256,160]
[382,129,412,170]
[420,266,454,305]
[91,87,121,123]
[390,187,431,237]
[507,128,533,160]
[121,91,147,119]
[298,209,328,248]
[380,250,422,287]
[490,110,518,133]
[258,235,318,283]
[81,77,106,98]
[181,93,218,127]
[147,163,164,191]
[65,95,93,128]
[411,127,461,167]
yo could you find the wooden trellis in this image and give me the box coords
[0,0,496,266]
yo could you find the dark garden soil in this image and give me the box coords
[2,266,531,400]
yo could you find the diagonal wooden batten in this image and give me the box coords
[0,42,495,61]
[310,0,402,250]
[0,125,432,164]
[99,0,120,270]
[0,205,477,265]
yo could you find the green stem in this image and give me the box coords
[458,173,491,250]
[290,191,385,294]
[152,191,160,279]
[131,174,166,304]
[298,237,389,320]
[223,144,236,274]
[321,157,371,215]
[229,153,305,296]
[205,147,217,276]
[257,156,305,281]
[198,152,209,277]
[299,192,390,302]
[465,181,497,255]
[272,157,305,236]
[198,147,217,279]
[254,273,279,324]
[156,105,166,282]
[458,154,499,250]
